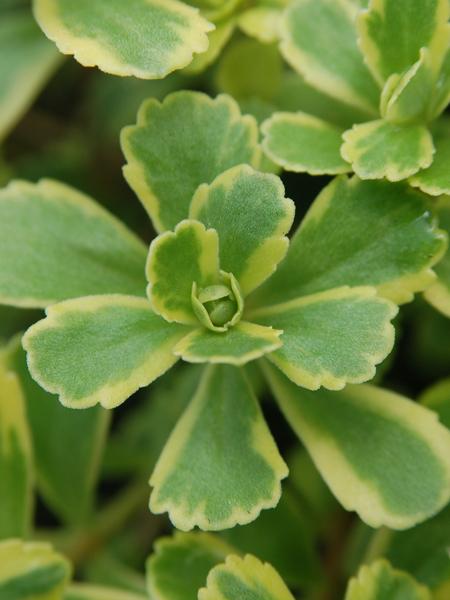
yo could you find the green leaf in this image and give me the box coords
[252,286,396,390]
[357,0,449,85]
[103,365,200,477]
[190,165,294,296]
[280,0,380,115]
[0,351,32,539]
[174,322,282,366]
[198,554,295,600]
[250,176,446,307]
[264,364,450,529]
[121,91,260,232]
[429,47,450,118]
[221,489,321,589]
[33,0,214,79]
[150,365,288,531]
[64,584,147,600]
[0,11,61,142]
[146,532,230,600]
[381,48,435,125]
[185,20,234,75]
[341,119,434,181]
[23,295,189,409]
[261,111,350,175]
[147,220,220,325]
[345,559,431,600]
[0,179,147,309]
[7,339,110,526]
[424,197,450,318]
[410,118,450,196]
[0,539,71,600]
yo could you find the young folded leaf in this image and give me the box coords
[33,0,214,79]
[0,539,71,599]
[0,179,147,308]
[23,295,189,409]
[0,10,61,142]
[198,554,295,600]
[146,532,231,600]
[150,365,288,531]
[264,363,450,530]
[121,92,260,231]
[345,559,432,600]
[0,351,32,539]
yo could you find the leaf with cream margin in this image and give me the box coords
[357,0,450,85]
[251,286,396,391]
[345,560,431,600]
[280,0,380,115]
[198,554,295,600]
[423,197,450,318]
[146,532,231,600]
[250,176,446,308]
[261,111,350,175]
[0,539,71,600]
[174,322,282,366]
[150,365,288,531]
[121,91,260,232]
[33,0,214,79]
[264,363,450,529]
[0,11,61,142]
[0,179,147,308]
[410,118,450,196]
[22,295,189,409]
[7,339,110,526]
[381,48,435,125]
[238,6,283,44]
[190,165,294,296]
[0,350,32,539]
[147,220,220,325]
[341,119,435,181]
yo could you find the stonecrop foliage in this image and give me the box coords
[1,0,450,599]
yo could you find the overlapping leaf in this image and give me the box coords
[150,365,288,531]
[423,197,450,317]
[33,0,214,79]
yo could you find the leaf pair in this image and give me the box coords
[264,0,450,190]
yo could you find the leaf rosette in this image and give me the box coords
[1,91,449,533]
[262,0,450,191]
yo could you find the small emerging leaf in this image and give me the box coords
[23,295,189,409]
[146,532,230,600]
[198,554,295,600]
[262,111,350,175]
[265,364,450,529]
[174,322,282,366]
[341,119,434,181]
[147,220,220,325]
[345,559,431,600]
[150,365,288,531]
[0,539,71,600]
[190,165,294,296]
[0,179,147,309]
[122,92,260,232]
[252,286,396,390]
[34,0,214,79]
[280,0,380,115]
[0,351,32,539]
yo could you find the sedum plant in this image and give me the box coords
[262,0,450,188]
[1,90,450,534]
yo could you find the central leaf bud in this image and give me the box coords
[191,271,244,332]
